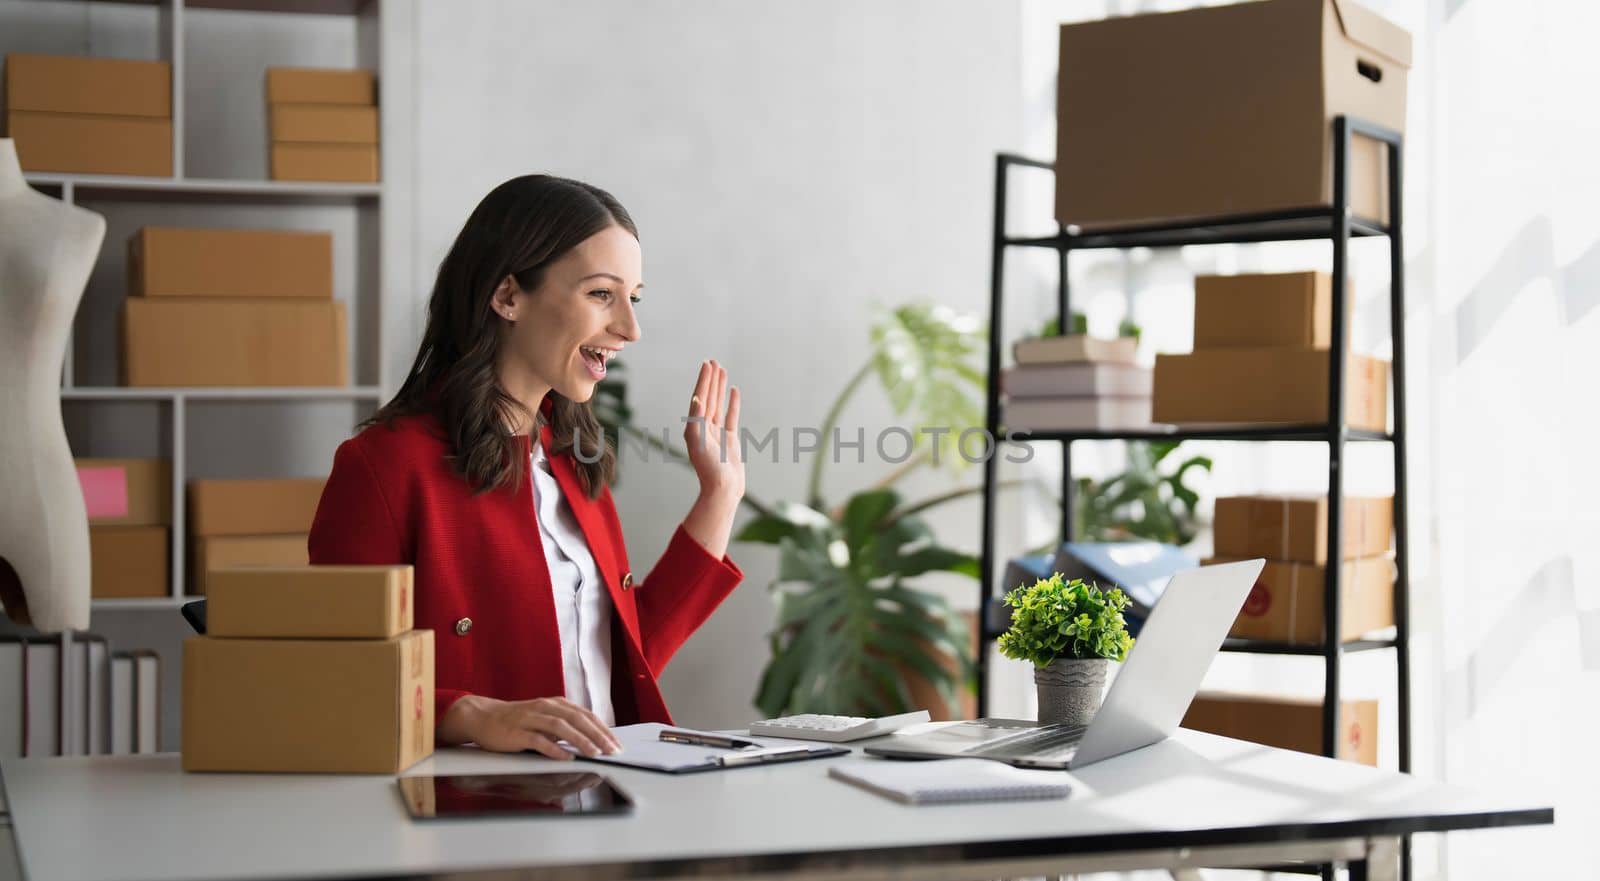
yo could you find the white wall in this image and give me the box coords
[399,0,1023,727]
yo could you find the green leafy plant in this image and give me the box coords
[1038,313,1142,341]
[996,574,1133,667]
[1073,441,1211,545]
[737,303,1002,717]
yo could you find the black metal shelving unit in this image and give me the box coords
[976,115,1411,776]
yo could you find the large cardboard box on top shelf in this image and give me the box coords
[182,629,433,773]
[206,565,413,639]
[190,534,309,596]
[1205,554,1395,644]
[1183,692,1378,766]
[121,298,348,387]
[1194,272,1337,350]
[4,54,173,176]
[1213,494,1393,565]
[74,458,171,526]
[1152,349,1388,432]
[129,227,333,299]
[88,525,169,598]
[188,478,326,537]
[1056,0,1411,229]
[5,54,171,117]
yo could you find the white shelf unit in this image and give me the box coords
[14,0,406,610]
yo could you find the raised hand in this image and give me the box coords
[684,360,745,504]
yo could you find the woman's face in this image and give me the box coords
[494,224,643,406]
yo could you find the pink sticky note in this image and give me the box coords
[78,467,130,519]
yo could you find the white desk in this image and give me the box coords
[0,730,1551,881]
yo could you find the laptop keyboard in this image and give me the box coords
[968,724,1089,759]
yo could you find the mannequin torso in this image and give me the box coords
[0,137,107,630]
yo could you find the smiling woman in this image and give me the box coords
[306,175,747,759]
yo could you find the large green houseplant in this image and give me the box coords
[735,303,998,718]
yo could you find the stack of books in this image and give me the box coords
[1002,334,1152,431]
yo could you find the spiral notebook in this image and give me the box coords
[827,758,1074,805]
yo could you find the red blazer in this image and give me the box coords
[306,402,743,726]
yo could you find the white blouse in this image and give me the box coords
[529,440,615,725]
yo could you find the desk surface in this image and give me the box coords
[1,730,1551,881]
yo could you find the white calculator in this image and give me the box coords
[746,710,931,743]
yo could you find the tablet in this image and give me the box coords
[398,772,633,819]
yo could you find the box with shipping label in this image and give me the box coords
[1194,272,1338,350]
[182,629,433,773]
[1205,554,1394,644]
[6,111,173,177]
[269,105,379,144]
[88,525,169,598]
[188,478,326,537]
[191,535,309,596]
[206,565,412,639]
[74,458,171,525]
[265,67,376,105]
[121,298,348,387]
[5,54,171,117]
[269,143,379,182]
[129,227,333,299]
[1213,495,1392,564]
[1152,349,1388,432]
[1056,0,1410,229]
[1183,691,1378,766]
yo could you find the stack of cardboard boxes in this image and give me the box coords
[183,565,434,773]
[1182,493,1395,765]
[76,458,172,598]
[121,225,347,387]
[4,54,173,177]
[188,478,326,596]
[266,67,380,183]
[1003,335,1152,431]
[1153,272,1390,430]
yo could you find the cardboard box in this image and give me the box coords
[1057,0,1411,228]
[182,630,434,773]
[1213,495,1393,564]
[269,105,379,144]
[269,143,379,182]
[265,67,376,105]
[1152,349,1388,432]
[1205,554,1394,643]
[5,54,171,117]
[191,535,308,596]
[89,525,169,598]
[188,478,326,537]
[206,565,413,639]
[121,298,348,387]
[129,227,333,299]
[1194,272,1336,350]
[6,111,173,176]
[1183,692,1378,765]
[74,458,171,525]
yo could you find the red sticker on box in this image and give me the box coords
[1242,581,1271,617]
[414,684,424,721]
[78,467,130,519]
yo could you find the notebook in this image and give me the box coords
[827,758,1075,805]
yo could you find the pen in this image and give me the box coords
[715,745,813,767]
[659,729,763,750]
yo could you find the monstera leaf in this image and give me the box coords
[739,488,977,717]
[868,304,985,470]
[1074,441,1211,545]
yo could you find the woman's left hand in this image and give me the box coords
[684,360,745,503]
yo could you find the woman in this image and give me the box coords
[308,175,745,760]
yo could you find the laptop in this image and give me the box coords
[865,557,1265,770]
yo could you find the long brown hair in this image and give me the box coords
[368,175,636,498]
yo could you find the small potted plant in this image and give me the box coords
[997,573,1134,727]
